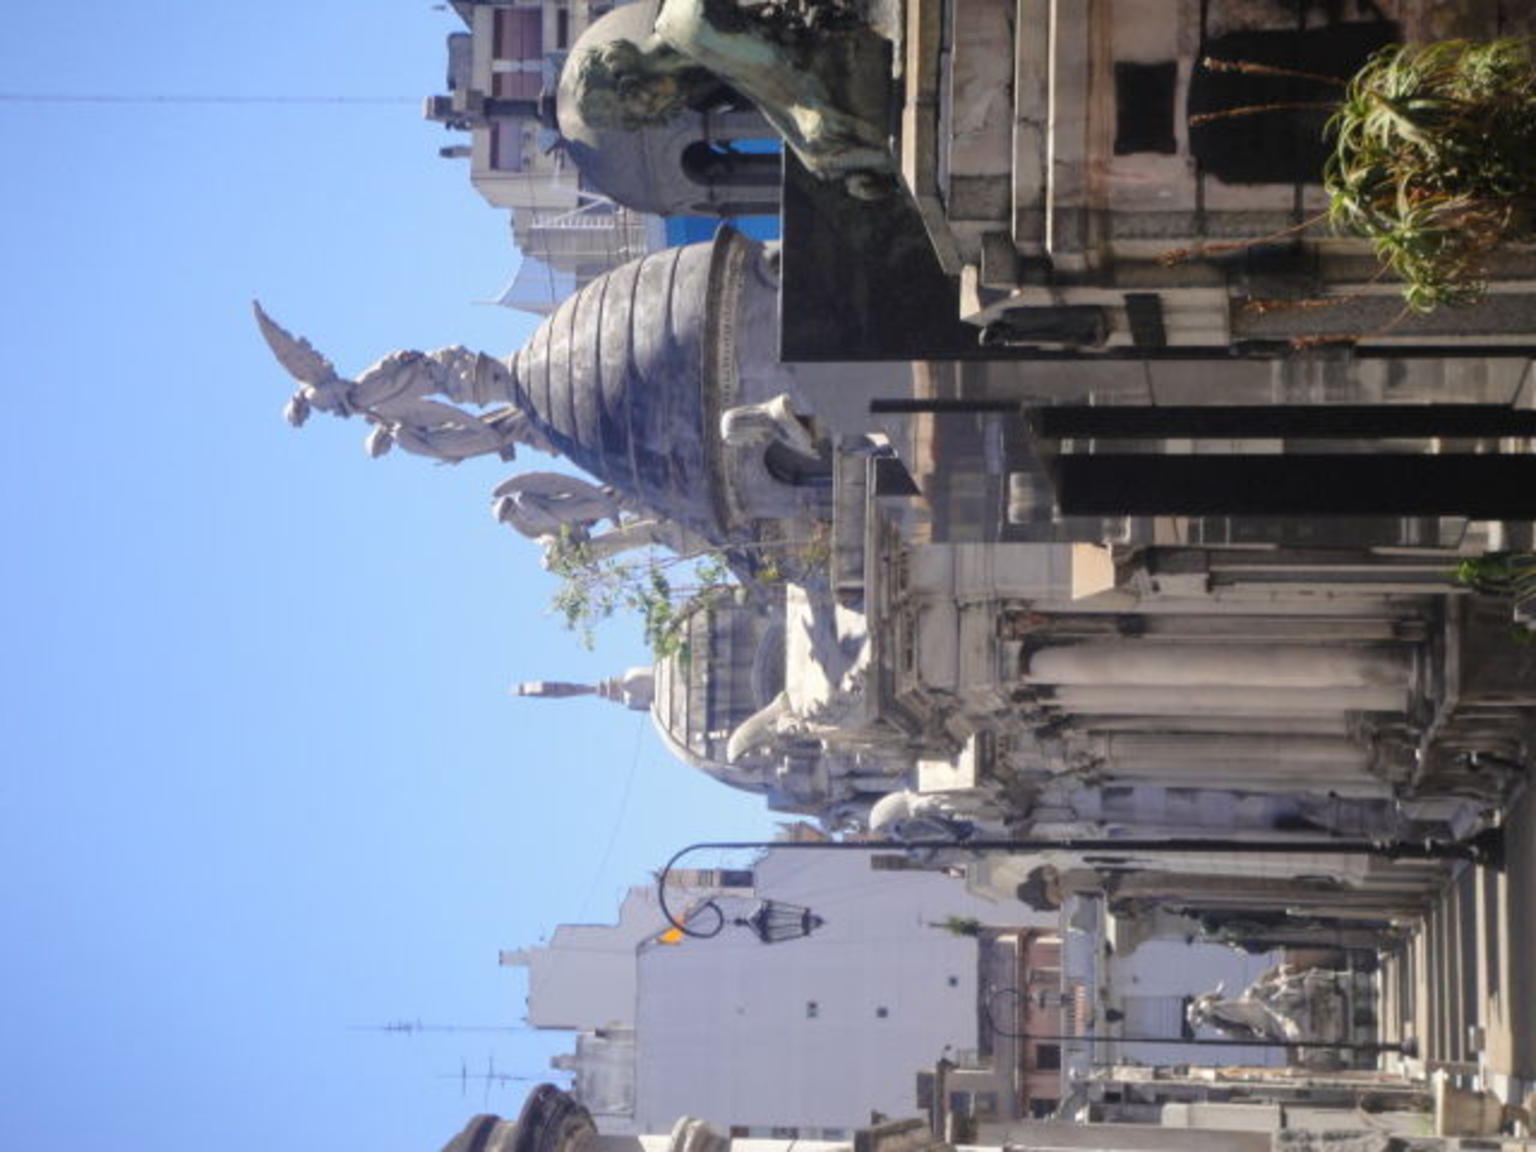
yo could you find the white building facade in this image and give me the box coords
[505,846,1056,1135]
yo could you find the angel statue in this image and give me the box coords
[253,302,552,464]
[491,472,625,539]
[491,471,703,565]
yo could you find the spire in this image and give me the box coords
[511,668,655,711]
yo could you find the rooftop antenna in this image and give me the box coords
[439,1056,538,1104]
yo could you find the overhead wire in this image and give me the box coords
[576,716,648,920]
[0,93,418,106]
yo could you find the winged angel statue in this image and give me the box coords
[253,301,550,464]
[254,303,702,564]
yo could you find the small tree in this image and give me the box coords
[1324,39,1536,312]
[544,525,828,657]
[545,534,740,658]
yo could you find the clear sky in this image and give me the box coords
[0,5,780,1149]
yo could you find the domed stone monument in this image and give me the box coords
[259,228,907,561]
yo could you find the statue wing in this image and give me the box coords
[253,300,339,386]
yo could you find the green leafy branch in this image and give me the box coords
[545,525,831,658]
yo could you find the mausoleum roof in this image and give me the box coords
[505,230,749,542]
[650,598,785,797]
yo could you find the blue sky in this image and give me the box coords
[0,5,779,1148]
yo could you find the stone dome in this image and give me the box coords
[650,597,787,799]
[505,229,750,543]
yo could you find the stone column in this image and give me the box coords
[1027,644,1409,690]
[1047,685,1406,716]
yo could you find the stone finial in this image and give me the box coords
[512,669,654,711]
[598,667,655,711]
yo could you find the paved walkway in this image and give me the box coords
[1381,782,1535,1110]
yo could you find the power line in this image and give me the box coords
[576,718,647,919]
[0,93,418,106]
[351,1020,535,1035]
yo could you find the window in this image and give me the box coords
[1114,62,1177,154]
[1029,1098,1058,1119]
[493,8,542,58]
[556,9,570,48]
[490,122,524,172]
[915,1072,935,1109]
[1033,1043,1062,1070]
[806,1001,819,1019]
[875,1006,889,1019]
[492,70,541,100]
[947,976,960,987]
[682,141,782,189]
[1188,22,1397,184]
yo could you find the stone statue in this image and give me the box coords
[567,0,896,197]
[725,690,797,763]
[1188,965,1362,1066]
[1188,981,1287,1043]
[492,471,706,564]
[357,404,522,464]
[490,471,624,538]
[254,302,552,463]
[720,393,820,457]
[867,790,982,842]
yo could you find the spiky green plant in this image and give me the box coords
[931,915,984,937]
[1454,552,1536,600]
[1324,39,1536,312]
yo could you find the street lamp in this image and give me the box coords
[740,899,826,944]
[658,883,825,945]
